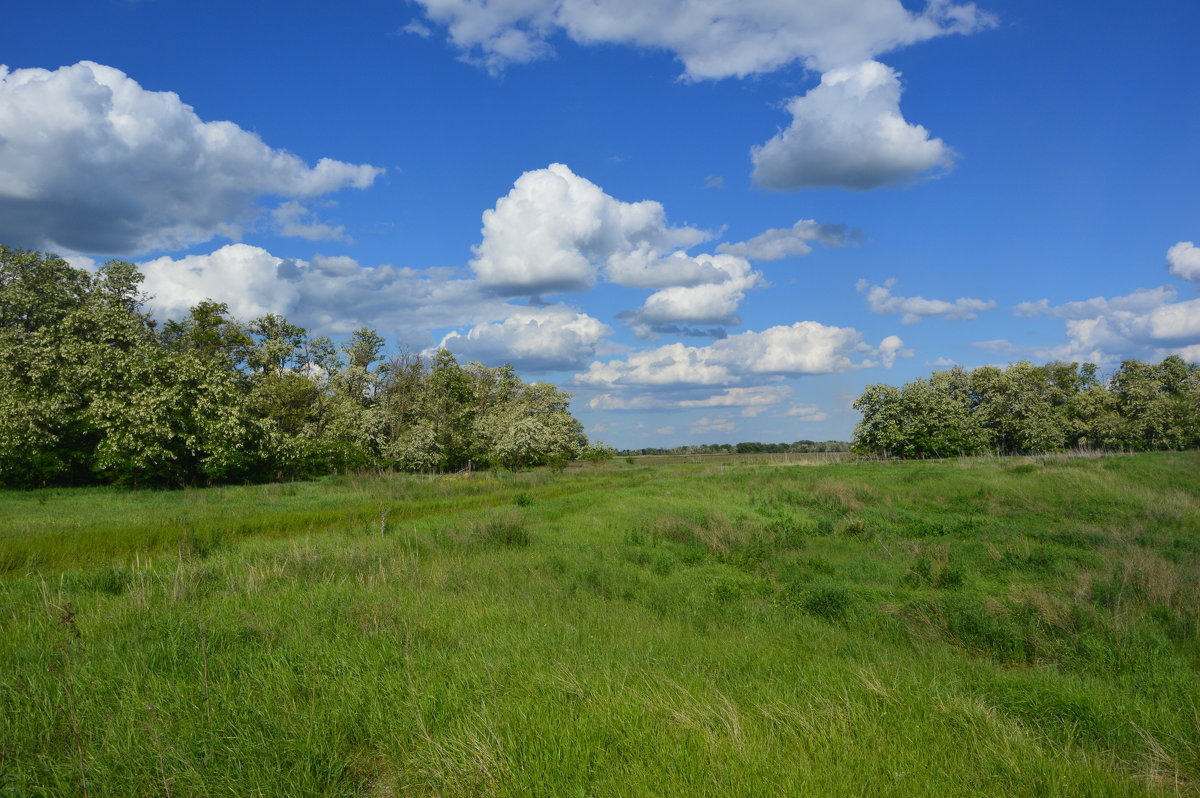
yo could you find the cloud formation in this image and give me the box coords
[576,321,905,388]
[435,305,611,371]
[1167,241,1200,282]
[138,244,510,345]
[271,202,348,242]
[987,285,1200,363]
[411,0,993,77]
[589,385,790,411]
[623,254,763,336]
[858,277,995,323]
[752,61,956,191]
[0,62,382,255]
[1012,286,1176,320]
[691,416,737,434]
[470,163,709,296]
[717,220,857,261]
[786,405,830,422]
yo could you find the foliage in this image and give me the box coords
[853,358,1200,457]
[580,441,617,466]
[0,246,587,486]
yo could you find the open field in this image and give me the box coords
[1,453,1199,796]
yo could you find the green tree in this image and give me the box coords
[851,383,905,456]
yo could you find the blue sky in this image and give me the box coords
[2,0,1197,448]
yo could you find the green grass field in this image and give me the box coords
[1,453,1198,796]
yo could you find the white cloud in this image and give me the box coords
[470,163,709,295]
[401,20,434,38]
[0,62,383,255]
[271,201,348,242]
[590,385,790,411]
[606,250,729,290]
[877,334,910,367]
[718,219,856,261]
[655,426,675,435]
[786,405,830,422]
[411,0,993,78]
[576,321,903,388]
[751,61,956,191]
[435,305,612,371]
[679,386,790,409]
[984,285,1200,363]
[138,243,510,345]
[1167,241,1200,282]
[858,277,995,323]
[625,254,762,334]
[589,394,666,411]
[1013,286,1177,320]
[692,416,737,434]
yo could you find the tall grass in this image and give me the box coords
[1,452,1197,795]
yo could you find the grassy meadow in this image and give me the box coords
[1,453,1198,796]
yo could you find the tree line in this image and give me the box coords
[620,441,850,456]
[852,358,1200,458]
[0,246,591,487]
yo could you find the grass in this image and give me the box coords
[1,452,1198,795]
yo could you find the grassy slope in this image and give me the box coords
[1,453,1198,796]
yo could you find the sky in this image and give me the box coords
[2,0,1197,449]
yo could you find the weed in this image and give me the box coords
[473,514,530,547]
[800,584,856,620]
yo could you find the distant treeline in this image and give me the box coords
[620,441,851,456]
[852,358,1200,458]
[0,246,590,487]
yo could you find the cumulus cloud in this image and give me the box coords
[752,61,956,191]
[1167,241,1200,282]
[410,0,993,78]
[718,219,857,261]
[858,278,995,323]
[623,254,763,335]
[470,163,710,295]
[435,305,611,371]
[138,244,510,345]
[0,61,383,254]
[985,285,1200,363]
[576,321,904,388]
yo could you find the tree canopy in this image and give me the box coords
[851,358,1200,458]
[0,246,587,487]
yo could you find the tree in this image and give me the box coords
[851,383,905,456]
[0,246,595,486]
[851,357,1200,458]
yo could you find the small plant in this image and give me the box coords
[804,585,855,619]
[475,514,530,547]
[580,442,616,467]
[514,492,533,507]
[55,603,90,798]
